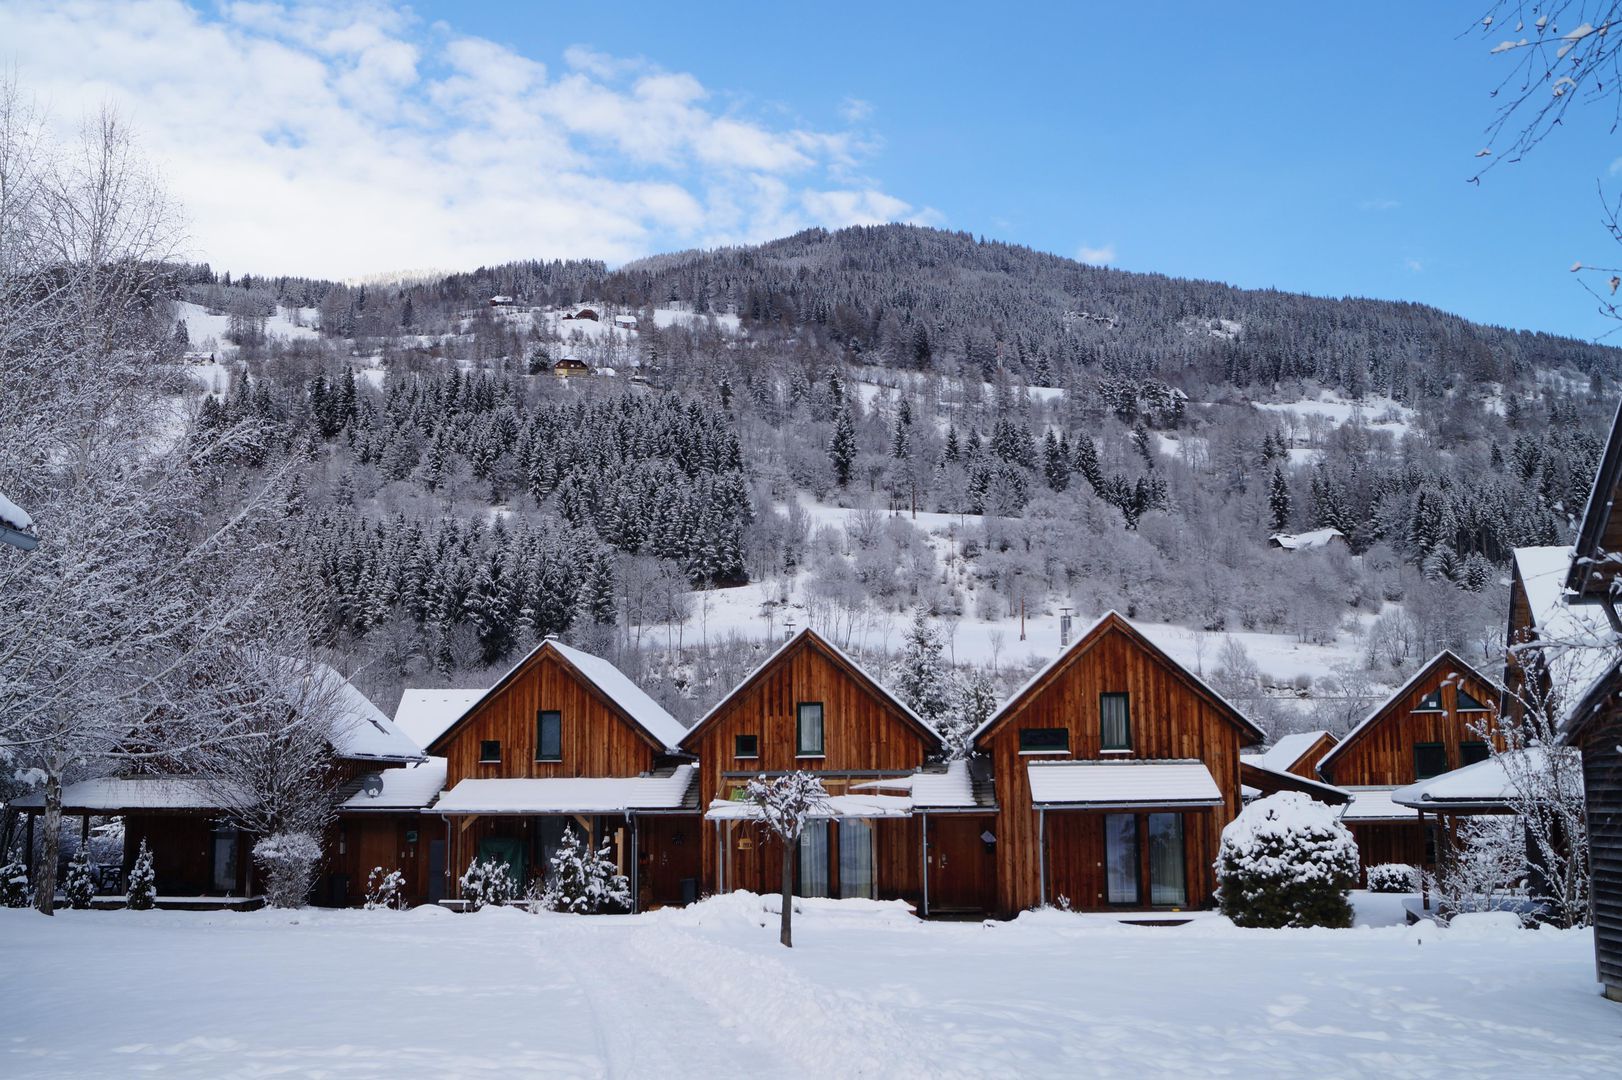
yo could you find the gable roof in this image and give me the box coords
[678,627,942,753]
[972,611,1265,747]
[313,662,426,763]
[1315,649,1502,777]
[425,638,688,756]
[1246,730,1335,774]
[394,688,487,751]
[1566,396,1622,599]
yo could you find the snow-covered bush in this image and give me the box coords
[64,848,96,909]
[364,867,406,911]
[1424,816,1528,926]
[539,827,631,914]
[253,831,322,908]
[459,857,517,911]
[126,838,156,910]
[0,857,29,907]
[1216,792,1359,928]
[1366,863,1416,894]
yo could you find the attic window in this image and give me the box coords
[536,711,562,762]
[1414,742,1447,780]
[1019,728,1069,754]
[479,739,501,764]
[734,734,759,759]
[1412,689,1444,713]
[1456,688,1491,712]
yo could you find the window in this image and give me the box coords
[535,711,562,761]
[1456,688,1491,712]
[1104,814,1139,905]
[479,739,501,764]
[838,819,876,899]
[796,703,824,756]
[797,822,830,897]
[1019,728,1070,754]
[1460,741,1491,766]
[1100,693,1131,751]
[734,733,759,759]
[1413,689,1444,713]
[1147,813,1187,907]
[1414,742,1447,779]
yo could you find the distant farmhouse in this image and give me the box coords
[1268,528,1347,552]
[552,357,592,378]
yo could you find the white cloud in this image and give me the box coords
[839,96,873,123]
[1359,198,1401,211]
[0,0,927,277]
[1405,257,1424,273]
[1077,243,1116,266]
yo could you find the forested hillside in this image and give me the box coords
[168,224,1622,738]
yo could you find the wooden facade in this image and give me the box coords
[974,613,1263,916]
[426,639,702,908]
[679,629,941,906]
[1568,660,1622,1001]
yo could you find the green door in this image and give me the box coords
[477,837,527,889]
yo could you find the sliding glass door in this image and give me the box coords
[837,819,875,899]
[1102,812,1187,907]
[797,822,831,898]
[1147,813,1186,906]
[1104,814,1139,905]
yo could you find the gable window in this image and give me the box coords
[1100,693,1132,751]
[479,739,502,764]
[1019,728,1070,754]
[796,703,824,757]
[734,734,759,759]
[535,710,562,762]
[1414,742,1447,780]
[1412,689,1445,713]
[1455,688,1491,713]
[1460,741,1491,766]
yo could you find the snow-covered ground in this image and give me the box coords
[1252,392,1416,441]
[0,895,1612,1078]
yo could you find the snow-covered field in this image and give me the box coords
[0,895,1611,1078]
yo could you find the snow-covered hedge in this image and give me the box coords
[1,858,29,907]
[1366,863,1416,894]
[459,857,517,911]
[64,849,96,909]
[253,832,322,909]
[126,838,156,910]
[539,827,631,914]
[364,867,407,911]
[1215,792,1359,928]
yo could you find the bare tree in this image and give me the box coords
[745,772,831,948]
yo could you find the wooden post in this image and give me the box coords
[920,813,930,918]
[81,815,90,848]
[628,815,640,914]
[23,814,34,877]
[1037,809,1047,907]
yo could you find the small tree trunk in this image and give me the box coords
[33,770,61,916]
[780,839,794,948]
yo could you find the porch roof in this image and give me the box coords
[1389,748,1579,813]
[704,793,914,821]
[433,764,696,816]
[851,759,997,811]
[8,776,241,814]
[339,758,448,812]
[1026,760,1223,810]
[1335,787,1421,822]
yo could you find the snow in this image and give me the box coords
[392,688,486,751]
[435,765,696,814]
[176,301,320,358]
[0,489,33,531]
[1268,528,1346,550]
[1252,392,1416,439]
[548,640,691,751]
[7,776,235,812]
[1511,545,1619,728]
[1337,787,1421,822]
[1027,759,1224,808]
[1390,748,1579,811]
[340,759,448,812]
[1,900,1614,1077]
[311,663,426,763]
[1220,792,1358,884]
[706,792,914,820]
[1251,730,1331,772]
[853,759,978,809]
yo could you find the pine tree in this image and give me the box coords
[829,405,857,486]
[895,610,952,727]
[0,855,28,907]
[126,838,156,910]
[1268,466,1291,534]
[1072,434,1104,494]
[1042,430,1070,491]
[64,847,95,909]
[540,826,632,914]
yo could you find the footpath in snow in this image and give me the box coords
[1,893,1617,1079]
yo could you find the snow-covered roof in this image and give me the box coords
[432,639,689,754]
[312,663,426,763]
[0,490,33,532]
[1316,650,1500,776]
[1268,528,1346,550]
[1511,545,1620,731]
[1025,760,1223,809]
[1248,730,1331,773]
[393,689,485,752]
[1237,759,1350,804]
[339,759,448,812]
[852,760,982,809]
[683,628,939,750]
[704,793,914,821]
[1336,787,1420,822]
[1390,748,1580,811]
[971,611,1264,745]
[434,765,695,815]
[10,776,240,813]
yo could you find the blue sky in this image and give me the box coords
[6,1,1619,339]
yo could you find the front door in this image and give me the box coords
[1103,812,1188,908]
[927,816,993,913]
[427,838,446,903]
[210,825,239,894]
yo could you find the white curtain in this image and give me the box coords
[797,822,830,898]
[838,819,875,899]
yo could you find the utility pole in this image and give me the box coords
[1060,605,1073,648]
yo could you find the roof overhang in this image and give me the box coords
[1026,759,1224,810]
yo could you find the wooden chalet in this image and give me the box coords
[1315,650,1501,879]
[1239,730,1349,804]
[552,357,592,378]
[425,637,702,911]
[971,611,1263,916]
[1566,666,1622,1001]
[679,629,977,912]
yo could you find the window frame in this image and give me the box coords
[795,702,825,758]
[1411,688,1445,713]
[1100,692,1132,752]
[1413,741,1448,780]
[535,710,562,762]
[734,733,760,760]
[478,739,502,764]
[1455,688,1492,713]
[1459,740,1491,766]
[1018,727,1071,755]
